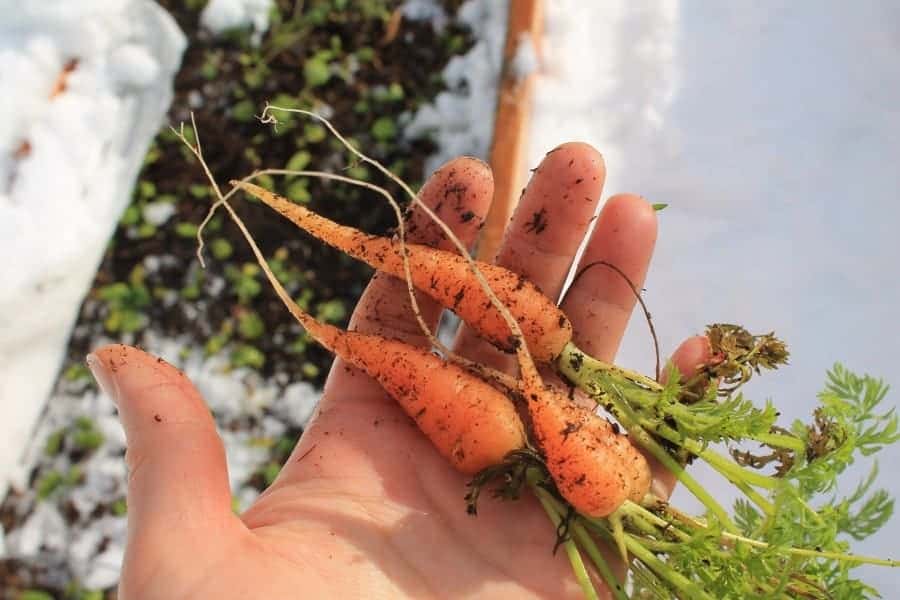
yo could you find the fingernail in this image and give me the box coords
[86,353,119,405]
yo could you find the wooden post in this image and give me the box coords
[478,0,543,262]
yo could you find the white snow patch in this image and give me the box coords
[141,199,176,226]
[510,33,539,81]
[402,0,449,30]
[201,0,274,45]
[83,542,125,589]
[6,502,67,557]
[0,1,186,501]
[405,0,508,174]
[274,381,319,428]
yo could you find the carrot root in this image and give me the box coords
[525,384,651,517]
[233,181,573,362]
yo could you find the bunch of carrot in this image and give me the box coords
[229,179,652,517]
[176,110,898,599]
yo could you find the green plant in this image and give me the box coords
[370,116,397,142]
[237,310,265,340]
[97,265,151,334]
[230,344,265,369]
[63,363,92,383]
[36,470,64,500]
[303,53,332,87]
[111,498,128,517]
[18,590,54,600]
[225,263,263,304]
[205,320,233,355]
[71,417,104,452]
[44,429,65,457]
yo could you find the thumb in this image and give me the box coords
[87,344,236,544]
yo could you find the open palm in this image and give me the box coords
[89,143,708,599]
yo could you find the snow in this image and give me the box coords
[141,200,176,226]
[528,0,900,589]
[510,33,539,81]
[405,0,509,175]
[402,0,449,31]
[201,0,274,45]
[0,1,186,501]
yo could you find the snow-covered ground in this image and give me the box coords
[405,0,509,175]
[528,0,900,589]
[0,0,186,501]
[200,0,273,45]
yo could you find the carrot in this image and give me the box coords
[524,379,651,517]
[308,315,528,474]
[232,181,573,362]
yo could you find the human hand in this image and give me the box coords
[88,143,710,599]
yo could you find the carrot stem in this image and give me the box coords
[622,422,737,532]
[533,486,600,600]
[571,522,629,600]
[582,518,713,600]
[754,431,807,453]
[535,487,630,600]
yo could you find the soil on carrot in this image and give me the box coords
[1,1,476,596]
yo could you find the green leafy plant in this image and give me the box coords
[97,265,151,334]
[230,344,265,369]
[225,263,263,304]
[540,328,898,598]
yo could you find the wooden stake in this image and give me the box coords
[479,0,544,262]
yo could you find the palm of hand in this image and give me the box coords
[96,144,707,599]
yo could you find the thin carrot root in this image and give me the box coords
[232,181,573,362]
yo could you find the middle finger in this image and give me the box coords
[453,142,606,368]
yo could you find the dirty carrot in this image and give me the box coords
[525,381,651,517]
[232,181,573,362]
[315,317,527,473]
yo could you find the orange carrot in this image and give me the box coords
[524,382,651,516]
[232,181,572,362]
[283,298,527,474]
